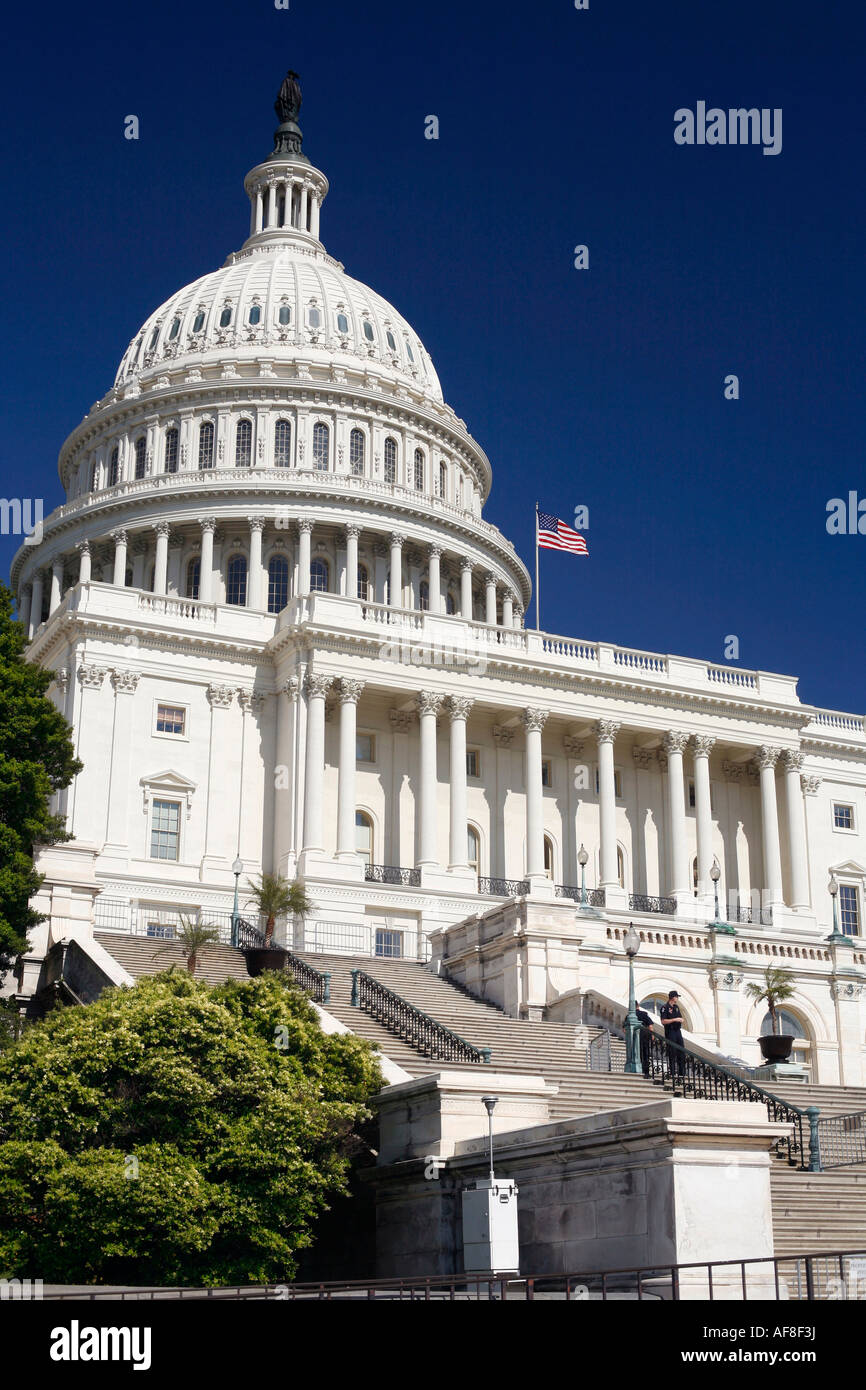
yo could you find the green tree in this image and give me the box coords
[0,582,81,975]
[151,915,222,976]
[0,971,382,1284]
[745,965,796,1035]
[244,873,312,945]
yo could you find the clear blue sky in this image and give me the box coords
[2,0,864,713]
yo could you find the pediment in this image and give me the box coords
[831,859,866,879]
[140,769,197,793]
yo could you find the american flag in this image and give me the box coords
[537,511,588,555]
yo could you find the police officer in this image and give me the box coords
[660,990,685,1077]
[635,1003,652,1077]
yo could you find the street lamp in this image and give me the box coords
[623,922,641,1074]
[577,843,589,906]
[231,856,244,946]
[826,873,852,946]
[709,855,736,936]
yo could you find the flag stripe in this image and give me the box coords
[537,510,588,555]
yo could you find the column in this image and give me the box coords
[104,669,140,860]
[502,590,514,628]
[111,530,128,587]
[692,735,716,896]
[311,194,320,239]
[427,545,442,614]
[301,674,333,854]
[782,750,810,910]
[757,746,784,907]
[389,532,404,608]
[200,519,215,602]
[344,524,360,600]
[460,558,473,619]
[448,696,473,870]
[523,708,549,886]
[300,185,309,231]
[248,517,265,609]
[18,586,31,632]
[663,731,690,896]
[255,187,263,233]
[49,558,63,614]
[282,181,291,228]
[77,540,92,585]
[267,182,277,229]
[295,519,312,595]
[153,523,170,596]
[597,721,622,889]
[513,603,523,631]
[417,692,443,866]
[337,679,364,859]
[28,571,43,637]
[485,574,498,627]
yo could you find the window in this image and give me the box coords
[350,428,365,476]
[446,591,456,615]
[149,326,160,349]
[384,437,397,484]
[156,704,186,735]
[109,445,120,486]
[406,341,415,363]
[308,306,321,329]
[386,330,397,352]
[90,462,100,491]
[357,563,370,601]
[840,884,860,936]
[278,304,291,326]
[541,759,553,788]
[198,421,214,470]
[363,319,374,341]
[235,419,252,467]
[413,448,424,491]
[595,769,623,798]
[150,800,181,861]
[419,581,429,612]
[267,555,289,613]
[274,419,292,468]
[760,1009,804,1039]
[193,310,205,332]
[248,303,261,325]
[185,557,200,600]
[438,461,447,499]
[834,803,855,831]
[310,557,329,593]
[688,780,696,809]
[337,312,349,334]
[226,554,248,606]
[146,922,175,939]
[313,422,330,471]
[219,306,232,328]
[467,826,480,876]
[355,811,373,865]
[543,835,554,879]
[466,748,481,779]
[375,928,402,958]
[164,427,179,474]
[134,437,146,479]
[169,316,181,340]
[356,733,375,763]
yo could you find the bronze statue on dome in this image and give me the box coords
[275,71,302,125]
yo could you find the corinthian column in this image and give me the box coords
[345,524,360,600]
[757,746,784,908]
[597,720,622,891]
[427,544,442,614]
[389,532,404,608]
[199,519,216,603]
[692,735,716,896]
[77,540,92,585]
[448,696,473,871]
[153,522,171,596]
[663,731,690,898]
[248,517,265,609]
[783,750,810,910]
[416,692,443,868]
[301,674,333,856]
[336,679,364,859]
[460,558,473,619]
[111,530,128,587]
[523,707,551,894]
[298,519,313,594]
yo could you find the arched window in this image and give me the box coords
[337,312,349,334]
[226,554,248,606]
[134,437,146,480]
[235,419,252,467]
[413,448,425,491]
[164,428,179,474]
[169,316,181,340]
[446,591,456,615]
[109,445,120,486]
[90,462,100,492]
[219,305,232,328]
[278,304,291,326]
[149,326,160,349]
[274,419,292,468]
[544,835,555,880]
[310,557,329,593]
[386,330,397,352]
[193,310,205,333]
[617,846,625,889]
[248,303,261,326]
[363,320,375,342]
[467,825,481,878]
[760,1009,804,1039]
[350,428,365,476]
[406,340,415,363]
[312,422,330,471]
[384,437,397,484]
[355,811,373,866]
[419,580,429,612]
[198,422,214,470]
[357,563,370,601]
[308,306,321,329]
[147,563,155,592]
[267,555,289,613]
[186,557,200,600]
[439,461,447,499]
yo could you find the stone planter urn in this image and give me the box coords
[244,947,288,977]
[758,1033,795,1064]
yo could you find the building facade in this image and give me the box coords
[10,77,866,1083]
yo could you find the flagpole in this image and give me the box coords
[534,502,540,631]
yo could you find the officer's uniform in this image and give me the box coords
[660,998,685,1076]
[635,1006,652,1076]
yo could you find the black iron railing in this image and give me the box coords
[364,863,422,887]
[350,968,491,1064]
[556,884,606,907]
[635,1025,820,1170]
[587,1031,612,1071]
[734,904,774,926]
[234,916,267,949]
[628,893,676,915]
[815,1109,866,1168]
[285,952,331,1004]
[478,877,530,897]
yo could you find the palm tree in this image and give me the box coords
[745,964,796,1035]
[244,874,312,946]
[152,915,222,977]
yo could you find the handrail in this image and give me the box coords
[285,952,331,1004]
[478,876,529,897]
[587,1031,612,1072]
[555,884,606,907]
[636,1025,821,1170]
[350,968,491,1064]
[235,916,267,950]
[364,863,422,887]
[814,1108,866,1168]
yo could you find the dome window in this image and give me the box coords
[413,448,424,491]
[186,557,200,600]
[134,437,147,480]
[235,419,253,467]
[109,446,120,487]
[384,437,397,485]
[312,422,330,471]
[309,306,321,329]
[278,304,291,326]
[274,419,292,468]
[219,306,232,328]
[164,428,179,474]
[363,320,375,342]
[198,421,215,471]
[149,326,160,349]
[193,311,206,333]
[406,341,415,363]
[248,304,261,326]
[349,428,365,477]
[226,555,248,607]
[169,317,181,340]
[386,331,397,352]
[337,312,349,334]
[268,555,289,613]
[310,557,329,593]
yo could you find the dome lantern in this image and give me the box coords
[241,69,329,250]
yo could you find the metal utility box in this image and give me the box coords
[461,1179,520,1274]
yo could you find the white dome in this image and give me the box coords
[114,245,443,403]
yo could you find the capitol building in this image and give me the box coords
[10,73,866,1087]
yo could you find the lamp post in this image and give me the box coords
[623,922,641,1074]
[481,1095,498,1182]
[578,843,588,906]
[709,855,736,936]
[826,873,852,946]
[231,856,243,946]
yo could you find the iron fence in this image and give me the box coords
[734,903,774,926]
[556,885,606,907]
[478,877,530,897]
[364,864,422,887]
[628,893,676,915]
[93,898,269,946]
[295,920,432,962]
[587,1031,612,1071]
[350,968,491,1064]
[815,1109,866,1168]
[285,952,331,1004]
